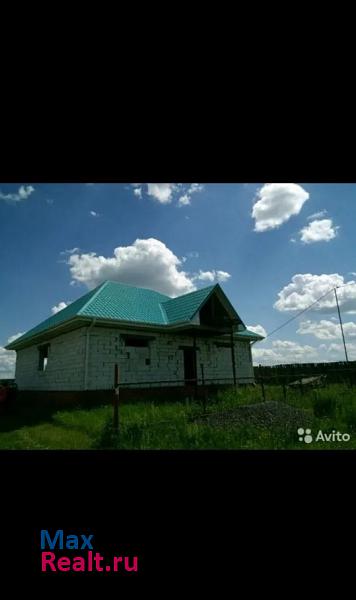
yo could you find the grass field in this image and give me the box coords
[0,383,355,449]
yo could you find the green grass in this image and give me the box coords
[0,404,110,450]
[0,383,356,449]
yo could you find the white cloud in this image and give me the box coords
[60,247,80,255]
[178,184,204,207]
[147,184,176,204]
[0,333,24,378]
[273,340,317,352]
[89,210,99,217]
[133,187,142,199]
[193,270,231,283]
[299,219,339,244]
[0,185,35,203]
[0,347,16,378]
[297,319,356,340]
[51,302,69,315]
[307,210,327,220]
[132,183,204,207]
[7,332,24,344]
[189,183,204,194]
[194,271,215,282]
[178,194,191,207]
[252,183,310,232]
[252,338,356,365]
[325,342,356,360]
[247,324,267,337]
[214,270,231,283]
[182,251,200,262]
[67,238,230,297]
[252,339,319,365]
[274,274,356,314]
[68,238,197,297]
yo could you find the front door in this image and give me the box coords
[183,348,197,385]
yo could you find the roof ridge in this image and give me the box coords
[77,280,110,315]
[161,283,217,306]
[96,280,170,299]
[160,284,219,324]
[158,301,169,324]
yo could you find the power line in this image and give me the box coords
[264,280,356,341]
[264,287,336,340]
[336,281,356,290]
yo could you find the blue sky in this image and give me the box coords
[1,182,356,376]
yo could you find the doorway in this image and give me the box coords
[183,348,197,385]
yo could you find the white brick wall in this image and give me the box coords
[86,327,254,390]
[15,328,86,391]
[15,325,255,391]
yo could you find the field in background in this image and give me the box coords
[0,383,356,449]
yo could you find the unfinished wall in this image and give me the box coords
[15,328,86,391]
[15,325,255,392]
[199,340,254,384]
[86,328,193,390]
[86,326,254,390]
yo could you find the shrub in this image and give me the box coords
[343,405,356,431]
[312,394,337,418]
[92,418,118,449]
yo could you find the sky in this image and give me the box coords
[1,182,356,377]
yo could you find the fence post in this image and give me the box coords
[348,369,353,389]
[282,381,287,402]
[261,379,266,402]
[230,327,237,388]
[193,335,198,402]
[299,378,304,395]
[113,364,120,435]
[201,363,207,412]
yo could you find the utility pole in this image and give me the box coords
[230,325,237,387]
[334,287,349,363]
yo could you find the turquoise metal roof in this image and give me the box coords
[8,284,106,346]
[161,285,215,324]
[79,281,169,324]
[6,281,260,349]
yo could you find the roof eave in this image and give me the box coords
[6,307,254,350]
[5,316,192,349]
[5,316,93,350]
[91,318,239,333]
